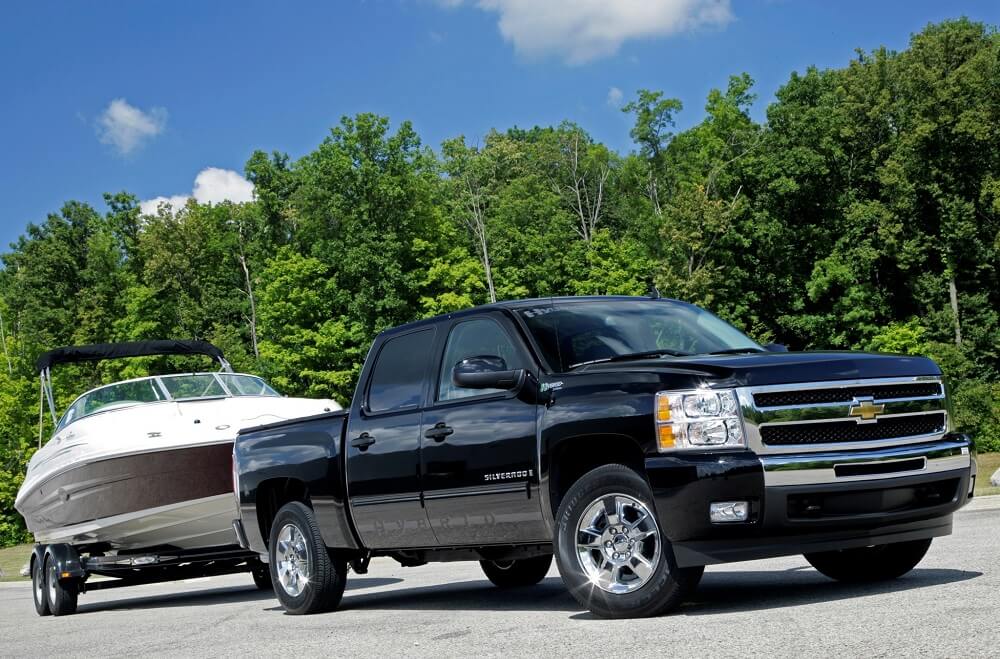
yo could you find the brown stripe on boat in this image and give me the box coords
[19,442,233,535]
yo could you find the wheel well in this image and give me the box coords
[547,435,646,517]
[255,478,311,548]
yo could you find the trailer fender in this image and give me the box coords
[43,544,86,580]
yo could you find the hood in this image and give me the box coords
[572,351,941,388]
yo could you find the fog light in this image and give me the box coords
[710,501,749,523]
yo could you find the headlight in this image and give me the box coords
[654,389,746,451]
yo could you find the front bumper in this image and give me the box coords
[645,433,975,568]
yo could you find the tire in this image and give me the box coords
[268,501,347,614]
[553,463,699,618]
[31,555,51,617]
[480,554,553,588]
[44,552,78,616]
[251,563,273,591]
[804,538,933,583]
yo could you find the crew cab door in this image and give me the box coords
[345,327,438,548]
[419,313,547,545]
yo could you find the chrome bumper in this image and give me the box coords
[760,437,972,487]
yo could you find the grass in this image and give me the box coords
[0,542,31,582]
[976,452,1000,497]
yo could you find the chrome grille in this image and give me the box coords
[760,413,947,446]
[753,382,942,408]
[739,377,948,455]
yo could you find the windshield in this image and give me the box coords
[58,378,166,430]
[55,373,282,431]
[518,299,762,372]
[219,374,280,397]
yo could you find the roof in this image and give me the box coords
[35,340,226,373]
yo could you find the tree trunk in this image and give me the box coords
[948,274,962,347]
[239,249,260,358]
[0,308,11,374]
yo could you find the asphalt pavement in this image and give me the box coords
[2,498,998,658]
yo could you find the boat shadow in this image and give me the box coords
[76,576,403,614]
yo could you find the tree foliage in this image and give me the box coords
[1,19,998,544]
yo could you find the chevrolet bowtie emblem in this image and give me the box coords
[849,399,885,422]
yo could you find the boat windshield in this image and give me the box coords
[56,373,282,431]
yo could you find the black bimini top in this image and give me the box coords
[35,340,225,373]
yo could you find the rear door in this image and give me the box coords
[419,312,546,545]
[345,327,438,548]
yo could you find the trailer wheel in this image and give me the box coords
[269,501,346,614]
[44,552,78,616]
[31,554,51,616]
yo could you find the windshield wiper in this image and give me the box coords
[703,347,766,356]
[569,349,692,370]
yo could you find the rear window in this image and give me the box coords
[367,329,434,413]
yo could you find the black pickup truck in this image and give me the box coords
[232,296,976,618]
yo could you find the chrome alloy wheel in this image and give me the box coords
[47,559,58,605]
[575,493,662,594]
[275,523,311,597]
[33,560,44,605]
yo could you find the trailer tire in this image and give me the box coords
[44,552,78,616]
[31,553,51,616]
[269,501,346,614]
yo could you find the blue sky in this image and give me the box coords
[1,1,998,249]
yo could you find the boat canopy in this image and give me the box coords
[36,340,227,373]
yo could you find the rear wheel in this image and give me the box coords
[480,554,552,588]
[44,553,78,616]
[31,555,50,617]
[268,501,347,614]
[251,562,273,591]
[554,464,700,618]
[805,539,932,583]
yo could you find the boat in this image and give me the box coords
[15,340,340,552]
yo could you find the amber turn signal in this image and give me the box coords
[657,424,675,450]
[656,394,672,422]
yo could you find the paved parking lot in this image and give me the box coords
[2,498,998,658]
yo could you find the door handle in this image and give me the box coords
[424,423,454,442]
[350,432,376,450]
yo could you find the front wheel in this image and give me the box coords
[481,554,552,588]
[804,538,932,583]
[553,464,699,618]
[44,553,78,616]
[268,501,347,614]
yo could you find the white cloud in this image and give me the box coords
[96,98,167,155]
[140,167,254,215]
[192,167,255,205]
[448,0,732,64]
[139,194,189,216]
[607,86,624,107]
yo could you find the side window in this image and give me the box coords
[438,318,522,401]
[367,329,434,413]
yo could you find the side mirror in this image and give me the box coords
[453,356,525,390]
[764,343,788,353]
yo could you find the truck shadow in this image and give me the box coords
[572,566,982,619]
[76,576,403,614]
[679,566,982,616]
[338,567,979,617]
